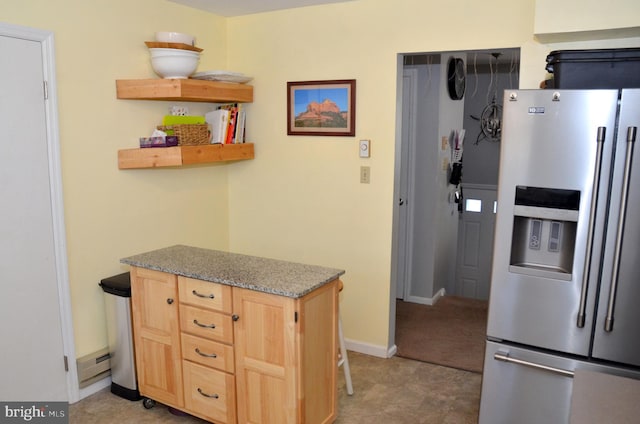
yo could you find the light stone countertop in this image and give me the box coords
[121,244,345,299]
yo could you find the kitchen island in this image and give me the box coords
[121,245,345,424]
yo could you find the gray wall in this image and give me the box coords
[401,49,520,301]
[462,52,520,185]
[404,53,464,301]
[405,58,441,300]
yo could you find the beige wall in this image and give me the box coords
[3,0,639,360]
[535,0,640,35]
[224,0,541,351]
[1,0,230,357]
[224,0,640,353]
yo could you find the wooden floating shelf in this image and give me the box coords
[116,79,253,103]
[118,143,254,169]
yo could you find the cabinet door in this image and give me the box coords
[233,281,339,424]
[130,267,183,407]
[233,287,298,424]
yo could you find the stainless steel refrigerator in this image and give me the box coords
[479,89,640,423]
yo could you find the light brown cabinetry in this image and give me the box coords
[130,267,183,407]
[130,266,339,424]
[179,275,237,423]
[233,282,338,424]
[115,78,254,169]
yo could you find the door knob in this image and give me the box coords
[399,198,405,206]
[167,298,174,305]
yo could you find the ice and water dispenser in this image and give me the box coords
[509,186,580,281]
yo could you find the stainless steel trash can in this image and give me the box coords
[99,272,141,401]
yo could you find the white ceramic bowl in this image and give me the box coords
[155,31,195,46]
[149,48,199,79]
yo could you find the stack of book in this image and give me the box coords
[206,103,246,144]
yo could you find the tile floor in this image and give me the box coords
[70,352,481,423]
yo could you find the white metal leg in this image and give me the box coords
[338,315,354,395]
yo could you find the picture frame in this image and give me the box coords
[287,79,356,136]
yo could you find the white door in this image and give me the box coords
[394,68,417,299]
[454,184,497,300]
[0,28,73,401]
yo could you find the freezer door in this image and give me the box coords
[480,341,640,424]
[593,89,640,367]
[488,90,619,355]
[480,341,575,424]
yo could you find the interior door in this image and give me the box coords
[394,68,417,299]
[454,184,497,300]
[0,32,70,400]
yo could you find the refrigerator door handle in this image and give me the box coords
[494,350,575,378]
[577,127,607,328]
[605,126,638,332]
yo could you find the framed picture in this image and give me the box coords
[287,79,356,136]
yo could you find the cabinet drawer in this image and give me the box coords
[183,360,236,424]
[182,333,235,373]
[179,276,232,313]
[180,304,233,344]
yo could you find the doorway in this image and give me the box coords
[390,48,520,368]
[0,23,78,402]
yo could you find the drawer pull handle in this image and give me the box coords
[192,290,215,299]
[195,348,218,358]
[197,388,219,399]
[494,350,574,378]
[193,319,216,329]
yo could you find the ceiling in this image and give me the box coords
[168,0,356,17]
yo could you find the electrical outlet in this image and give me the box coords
[360,166,371,184]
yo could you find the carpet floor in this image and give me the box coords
[395,296,488,373]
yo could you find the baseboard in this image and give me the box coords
[77,375,111,402]
[344,338,397,359]
[405,288,446,306]
[387,344,398,357]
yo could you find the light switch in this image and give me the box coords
[359,139,370,158]
[360,166,370,184]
